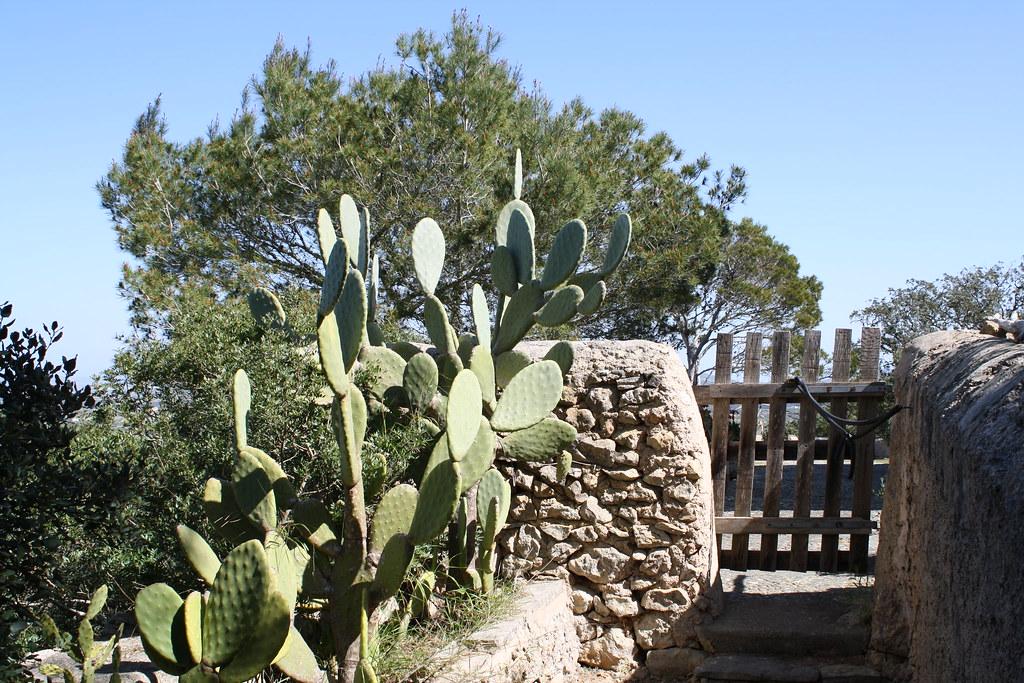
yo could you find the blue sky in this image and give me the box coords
[1,2,1021,380]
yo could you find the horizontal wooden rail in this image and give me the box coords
[715,516,877,535]
[694,381,889,404]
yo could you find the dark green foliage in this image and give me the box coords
[0,303,123,670]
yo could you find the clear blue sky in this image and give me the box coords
[2,2,1021,380]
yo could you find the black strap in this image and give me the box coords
[786,376,905,479]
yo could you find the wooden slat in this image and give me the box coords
[760,330,790,570]
[851,327,881,573]
[716,516,876,535]
[710,334,733,523]
[732,332,762,569]
[791,330,821,571]
[821,329,852,571]
[693,381,888,403]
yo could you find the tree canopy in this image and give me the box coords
[100,12,820,379]
[852,258,1023,369]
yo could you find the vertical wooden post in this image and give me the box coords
[710,334,733,557]
[761,330,790,571]
[791,330,821,571]
[821,329,852,571]
[851,327,881,573]
[732,332,762,570]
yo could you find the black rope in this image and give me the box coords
[786,376,906,479]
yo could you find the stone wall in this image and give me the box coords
[870,331,1024,682]
[497,340,719,670]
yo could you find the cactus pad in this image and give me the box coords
[337,268,367,372]
[338,194,362,268]
[501,417,577,461]
[457,418,496,493]
[408,460,461,544]
[373,534,414,599]
[557,450,574,481]
[135,583,191,672]
[248,288,287,330]
[331,392,362,487]
[317,310,349,396]
[492,282,544,354]
[411,217,445,295]
[202,540,270,666]
[403,352,438,412]
[356,204,371,275]
[232,449,276,531]
[183,591,203,664]
[359,345,407,400]
[318,240,349,319]
[540,220,587,290]
[176,525,220,586]
[576,280,607,316]
[370,484,418,553]
[490,245,519,296]
[274,627,322,683]
[446,369,483,461]
[243,446,296,508]
[476,468,512,534]
[600,213,632,275]
[423,294,456,354]
[232,369,251,450]
[535,285,584,327]
[217,590,290,683]
[469,345,496,407]
[202,478,255,545]
[490,359,562,431]
[266,531,298,611]
[513,148,523,200]
[316,208,337,263]
[543,341,575,376]
[493,350,532,388]
[495,199,535,245]
[470,284,492,349]
[506,209,535,284]
[291,498,338,553]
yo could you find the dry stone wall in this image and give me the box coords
[870,331,1024,682]
[497,340,720,670]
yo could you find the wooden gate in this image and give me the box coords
[693,328,889,573]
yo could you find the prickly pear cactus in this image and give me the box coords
[40,585,122,683]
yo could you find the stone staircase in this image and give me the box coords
[648,569,885,682]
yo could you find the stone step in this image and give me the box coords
[694,654,884,683]
[696,570,871,658]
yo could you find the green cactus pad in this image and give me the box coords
[339,194,362,268]
[248,288,287,330]
[557,450,574,481]
[217,590,291,683]
[368,253,380,319]
[535,285,584,327]
[456,333,477,368]
[202,478,256,545]
[576,280,607,316]
[600,213,632,275]
[493,350,532,388]
[317,310,349,396]
[183,591,203,664]
[492,282,544,354]
[506,209,535,284]
[388,340,424,361]
[479,497,501,555]
[318,239,349,319]
[373,534,414,599]
[491,245,519,296]
[266,531,298,612]
[470,284,492,349]
[447,369,483,461]
[242,446,297,508]
[408,460,461,545]
[135,583,191,672]
[275,627,322,683]
[232,369,251,451]
[232,449,276,532]
[477,468,512,535]
[513,148,523,200]
[543,341,575,376]
[291,498,338,553]
[357,205,371,276]
[370,484,418,553]
[337,268,367,372]
[423,294,456,354]
[331,392,363,487]
[495,199,535,245]
[469,345,496,407]
[316,208,337,263]
[540,220,587,290]
[202,539,270,666]
[402,352,438,412]
[176,525,220,586]
[437,352,463,393]
[359,345,407,400]
[501,417,577,461]
[421,436,449,483]
[411,217,445,295]
[490,359,563,431]
[569,270,603,293]
[458,418,496,493]
[86,584,108,621]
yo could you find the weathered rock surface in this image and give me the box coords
[497,340,718,669]
[870,331,1024,682]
